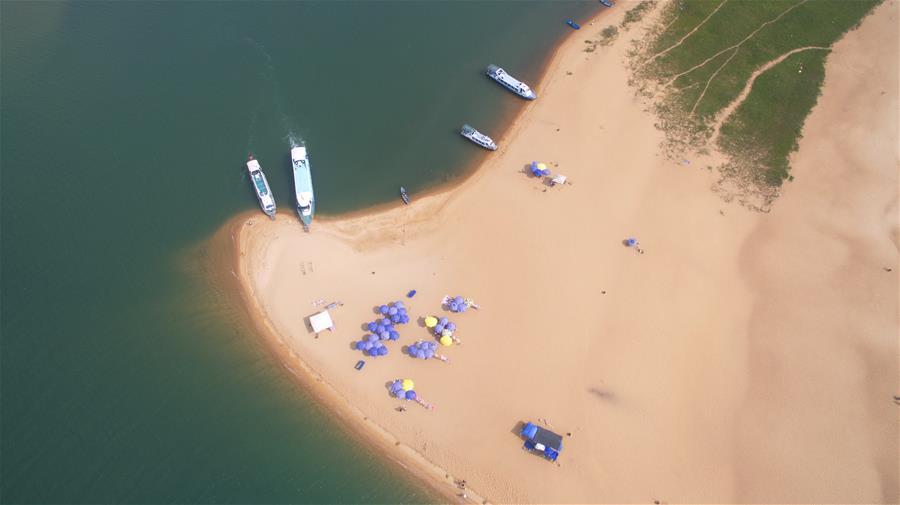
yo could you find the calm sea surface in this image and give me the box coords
[1,2,597,502]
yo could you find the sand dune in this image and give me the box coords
[231,2,898,502]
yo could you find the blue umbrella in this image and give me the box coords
[405,390,417,401]
[389,330,400,340]
[389,307,398,316]
[367,334,378,343]
[395,301,405,309]
[439,317,449,325]
[381,318,391,326]
[625,237,638,247]
[459,304,468,313]
[446,322,456,331]
[379,305,389,314]
[449,302,459,312]
[454,296,464,305]
[407,290,416,298]
[394,389,407,398]
[390,314,400,323]
[379,330,389,340]
[367,322,377,332]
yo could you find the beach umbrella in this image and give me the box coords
[446,322,456,331]
[354,341,363,350]
[440,335,453,346]
[434,323,444,333]
[449,302,459,312]
[367,334,378,343]
[441,329,453,338]
[379,347,388,356]
[389,330,399,340]
[416,349,426,359]
[395,301,405,309]
[424,316,437,328]
[367,322,378,332]
[454,296,464,305]
[439,317,449,325]
[405,390,417,401]
[394,388,407,398]
[381,318,391,326]
[400,315,409,324]
[458,304,468,313]
[625,237,638,247]
[379,330,389,340]
[388,307,398,316]
[379,305,389,314]
[390,314,400,323]
[401,379,415,391]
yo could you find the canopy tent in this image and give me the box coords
[520,421,564,461]
[550,175,567,186]
[309,310,334,333]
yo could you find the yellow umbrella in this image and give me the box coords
[439,335,453,346]
[441,329,452,338]
[424,316,438,328]
[537,163,547,170]
[401,378,415,391]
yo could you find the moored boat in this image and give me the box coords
[486,65,536,100]
[460,124,498,151]
[246,154,276,218]
[599,0,614,7]
[400,186,410,205]
[290,146,315,230]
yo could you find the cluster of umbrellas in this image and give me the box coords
[444,295,471,313]
[352,301,410,357]
[406,340,447,361]
[377,301,410,324]
[425,316,458,346]
[531,161,552,178]
[389,378,417,400]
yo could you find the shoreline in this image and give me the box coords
[221,214,476,504]
[223,8,613,503]
[314,6,604,225]
[219,0,897,502]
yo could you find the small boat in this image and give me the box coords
[486,65,537,100]
[291,146,315,230]
[599,0,614,7]
[246,154,276,218]
[460,124,498,151]
[566,19,581,29]
[400,186,410,205]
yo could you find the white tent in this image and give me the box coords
[309,310,334,333]
[551,175,567,186]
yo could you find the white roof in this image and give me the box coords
[247,159,261,171]
[309,310,334,333]
[291,146,307,160]
[552,175,567,184]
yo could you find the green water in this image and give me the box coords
[1,2,597,502]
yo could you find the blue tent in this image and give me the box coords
[520,422,563,462]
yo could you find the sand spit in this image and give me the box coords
[228,2,898,502]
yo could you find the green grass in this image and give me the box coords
[718,49,827,186]
[633,0,880,193]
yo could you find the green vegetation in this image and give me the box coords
[621,0,656,29]
[631,0,880,206]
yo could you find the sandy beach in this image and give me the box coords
[228,2,898,502]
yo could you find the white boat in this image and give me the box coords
[290,146,315,229]
[246,154,276,218]
[460,124,498,151]
[486,65,536,100]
